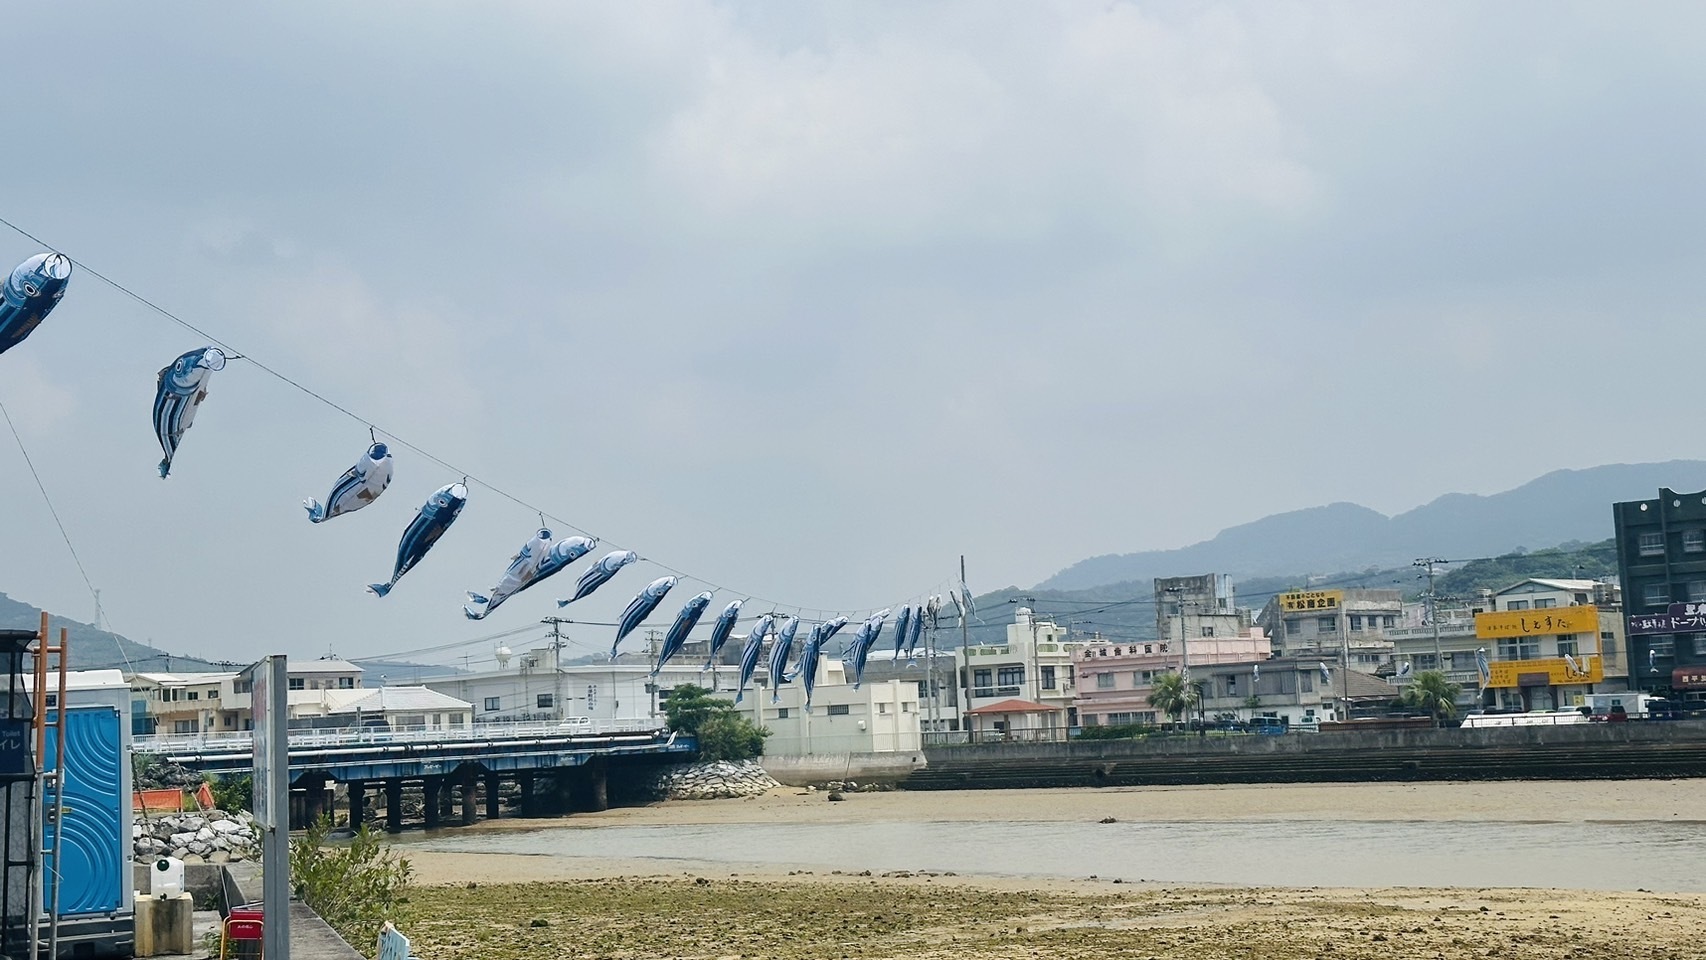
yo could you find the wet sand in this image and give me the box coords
[400,781,1706,959]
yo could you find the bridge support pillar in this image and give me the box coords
[305,779,329,826]
[385,780,403,833]
[460,769,479,826]
[486,772,502,821]
[518,774,535,817]
[568,759,608,813]
[348,780,367,829]
[422,777,442,829]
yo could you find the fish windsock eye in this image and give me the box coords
[21,281,37,297]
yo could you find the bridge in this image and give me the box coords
[137,720,696,831]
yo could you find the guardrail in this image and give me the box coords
[135,717,667,755]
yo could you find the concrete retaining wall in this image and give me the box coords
[762,751,928,785]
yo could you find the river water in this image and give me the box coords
[415,815,1706,892]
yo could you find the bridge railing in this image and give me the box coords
[135,717,668,755]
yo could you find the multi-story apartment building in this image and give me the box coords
[1073,628,1271,727]
[1194,658,1398,725]
[955,607,1083,738]
[1257,588,1400,669]
[1613,487,1706,701]
[1154,575,1247,654]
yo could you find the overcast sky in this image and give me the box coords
[1,2,1702,668]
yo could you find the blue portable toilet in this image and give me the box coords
[40,670,134,958]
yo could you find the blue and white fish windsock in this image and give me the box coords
[904,606,925,662]
[734,614,774,704]
[848,611,890,690]
[949,589,967,626]
[153,346,226,478]
[612,576,678,659]
[816,615,849,648]
[768,617,801,702]
[557,550,638,607]
[891,606,913,658]
[0,253,71,358]
[655,591,714,677]
[366,482,467,597]
[1318,661,1331,684]
[702,598,745,670]
[305,443,394,523]
[465,532,596,620]
[799,625,826,711]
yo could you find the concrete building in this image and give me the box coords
[1154,575,1247,656]
[129,657,371,734]
[1257,588,1400,670]
[1613,486,1706,701]
[731,656,922,755]
[325,686,474,731]
[1193,659,1398,725]
[857,648,960,732]
[956,607,1084,736]
[422,642,702,726]
[1074,628,1271,727]
[1477,579,1626,712]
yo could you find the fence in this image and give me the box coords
[134,717,666,755]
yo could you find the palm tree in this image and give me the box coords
[1147,672,1198,729]
[1401,670,1461,727]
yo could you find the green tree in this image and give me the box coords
[662,684,771,761]
[1400,670,1461,726]
[1146,672,1198,729]
[207,773,251,813]
[290,816,413,949]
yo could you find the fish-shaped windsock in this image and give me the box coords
[891,606,913,659]
[0,253,71,358]
[734,614,774,704]
[848,611,890,690]
[768,617,801,702]
[557,550,638,607]
[702,598,745,670]
[904,606,925,662]
[366,482,467,597]
[153,346,226,478]
[305,443,394,523]
[799,625,826,712]
[612,576,677,658]
[655,591,713,677]
[816,615,849,648]
[465,532,596,620]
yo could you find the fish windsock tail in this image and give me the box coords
[158,459,171,479]
[700,662,711,672]
[367,582,393,598]
[556,598,570,608]
[467,592,489,605]
[734,691,745,704]
[303,499,327,523]
[462,605,486,620]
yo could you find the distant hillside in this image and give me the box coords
[0,592,227,672]
[1038,461,1706,592]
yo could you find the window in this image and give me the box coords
[1224,675,1239,697]
[917,680,929,698]
[1689,581,1706,603]
[1644,583,1670,608]
[1497,638,1540,661]
[877,703,888,714]
[1415,654,1439,671]
[1285,620,1300,636]
[1382,616,1396,629]
[1533,598,1555,609]
[338,677,356,689]
[207,689,219,699]
[1201,626,1215,638]
[1452,652,1478,671]
[483,697,500,712]
[1687,529,1706,553]
[287,678,305,691]
[536,693,554,709]
[827,704,850,716]
[1041,666,1056,690]
[450,714,465,728]
[1317,616,1336,632]
[1506,600,1529,611]
[973,669,992,690]
[997,666,1024,687]
[1096,672,1115,689]
[1649,635,1675,657]
[173,720,196,734]
[1349,616,1363,632]
[187,691,199,701]
[1300,672,1313,692]
[1557,637,1578,657]
[1639,531,1665,557]
[777,707,790,719]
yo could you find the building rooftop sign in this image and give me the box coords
[1626,607,1706,636]
[1279,590,1342,612]
[1475,606,1597,639]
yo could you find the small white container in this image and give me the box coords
[150,856,185,896]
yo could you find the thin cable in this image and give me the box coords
[0,397,131,673]
[0,215,923,619]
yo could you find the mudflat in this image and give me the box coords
[398,780,1706,959]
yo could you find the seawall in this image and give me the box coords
[906,721,1706,789]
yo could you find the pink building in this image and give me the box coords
[1073,627,1272,726]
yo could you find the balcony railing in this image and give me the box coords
[135,717,666,755]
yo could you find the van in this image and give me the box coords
[556,717,594,734]
[1249,716,1288,736]
[1292,716,1321,734]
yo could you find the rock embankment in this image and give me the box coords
[642,760,781,800]
[132,809,259,864]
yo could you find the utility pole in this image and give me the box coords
[646,629,662,719]
[1413,558,1447,669]
[541,617,569,720]
[959,555,972,739]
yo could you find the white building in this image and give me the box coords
[956,607,1084,737]
[730,656,921,755]
[325,686,473,731]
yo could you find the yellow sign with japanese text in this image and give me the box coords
[1475,605,1599,639]
[1486,656,1604,688]
[1279,590,1343,613]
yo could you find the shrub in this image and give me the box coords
[662,684,770,761]
[207,774,251,813]
[290,816,412,949]
[1073,723,1151,741]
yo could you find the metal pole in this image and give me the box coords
[959,556,972,739]
[1339,600,1350,721]
[259,655,291,960]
